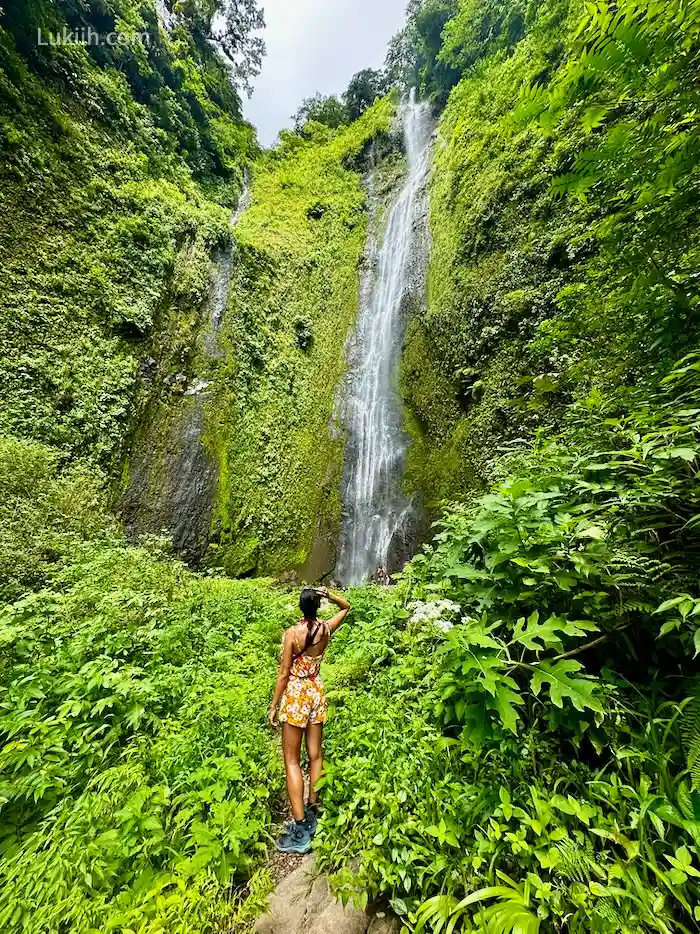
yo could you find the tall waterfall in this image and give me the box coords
[337,92,433,585]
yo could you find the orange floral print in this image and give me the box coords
[279,647,328,728]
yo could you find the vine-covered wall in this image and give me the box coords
[402,0,700,508]
[203,100,396,577]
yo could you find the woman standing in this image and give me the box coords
[268,586,350,853]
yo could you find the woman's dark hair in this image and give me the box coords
[299,587,321,621]
[295,588,323,660]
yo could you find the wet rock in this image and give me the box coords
[139,356,157,379]
[166,373,188,395]
[253,857,398,934]
[184,378,211,396]
[122,397,217,566]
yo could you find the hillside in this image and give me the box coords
[2,0,700,932]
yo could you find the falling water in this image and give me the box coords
[337,91,433,585]
[204,169,249,357]
[123,171,250,562]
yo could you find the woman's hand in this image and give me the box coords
[268,707,278,729]
[320,588,350,611]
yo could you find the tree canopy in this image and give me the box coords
[342,67,387,122]
[292,92,348,132]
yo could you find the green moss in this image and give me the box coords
[403,0,700,510]
[0,13,249,480]
[401,1,587,501]
[201,98,395,576]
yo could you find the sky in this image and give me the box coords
[245,0,409,146]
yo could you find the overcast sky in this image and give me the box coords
[245,0,409,146]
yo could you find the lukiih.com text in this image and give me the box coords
[37,27,152,47]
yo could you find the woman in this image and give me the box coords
[268,586,350,854]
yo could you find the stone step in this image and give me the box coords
[254,857,399,934]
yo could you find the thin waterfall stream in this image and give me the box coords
[123,172,249,562]
[337,92,433,585]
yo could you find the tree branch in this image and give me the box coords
[553,622,633,661]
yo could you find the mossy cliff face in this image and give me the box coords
[0,3,260,581]
[0,0,395,581]
[401,0,700,509]
[0,5,251,481]
[402,0,583,507]
[203,100,396,578]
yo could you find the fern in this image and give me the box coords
[680,695,700,791]
[592,896,625,927]
[554,835,605,884]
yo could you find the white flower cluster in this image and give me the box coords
[408,599,462,633]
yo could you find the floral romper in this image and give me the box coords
[279,621,330,728]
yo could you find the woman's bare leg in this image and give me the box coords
[305,722,324,805]
[282,723,305,821]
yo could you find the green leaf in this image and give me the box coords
[487,682,525,734]
[655,595,693,614]
[577,525,605,540]
[461,623,503,651]
[668,447,697,462]
[582,104,609,132]
[512,613,598,653]
[531,660,603,714]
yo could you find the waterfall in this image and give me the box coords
[337,91,433,585]
[123,171,249,562]
[204,170,249,358]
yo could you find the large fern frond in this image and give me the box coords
[680,695,700,790]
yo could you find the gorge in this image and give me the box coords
[2,1,700,932]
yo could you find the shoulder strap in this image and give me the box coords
[292,619,320,663]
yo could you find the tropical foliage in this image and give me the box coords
[306,1,700,932]
[2,0,700,932]
[0,537,290,932]
[317,351,700,933]
[0,0,255,476]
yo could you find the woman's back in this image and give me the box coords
[269,587,351,854]
[289,620,330,679]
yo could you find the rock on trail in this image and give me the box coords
[254,856,399,934]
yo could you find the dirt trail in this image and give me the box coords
[254,856,399,934]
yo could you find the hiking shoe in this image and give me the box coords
[305,804,318,837]
[276,820,312,854]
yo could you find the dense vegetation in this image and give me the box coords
[0,0,259,478]
[2,0,700,932]
[403,0,700,503]
[204,98,395,577]
[313,2,700,933]
[318,355,700,932]
[0,543,290,931]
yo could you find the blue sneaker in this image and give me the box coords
[276,820,312,854]
[305,804,318,837]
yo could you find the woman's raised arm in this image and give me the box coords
[318,588,350,634]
